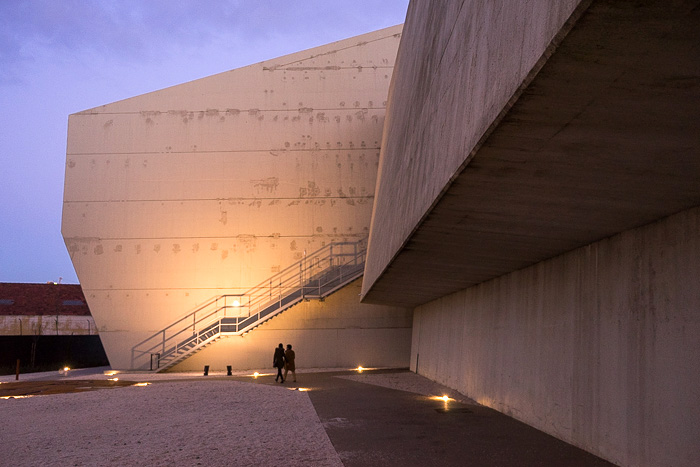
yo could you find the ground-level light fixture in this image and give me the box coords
[431,395,454,410]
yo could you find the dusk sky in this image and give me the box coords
[0,0,409,284]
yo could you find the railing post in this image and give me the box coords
[162,330,166,355]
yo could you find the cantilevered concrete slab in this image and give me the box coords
[363,0,700,307]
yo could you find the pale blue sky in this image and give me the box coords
[0,0,409,284]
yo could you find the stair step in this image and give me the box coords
[142,241,366,372]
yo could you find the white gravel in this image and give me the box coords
[2,376,342,466]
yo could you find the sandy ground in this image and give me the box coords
[1,367,466,466]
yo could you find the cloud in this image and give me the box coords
[0,0,408,283]
[1,0,408,80]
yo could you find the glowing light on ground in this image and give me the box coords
[248,372,272,378]
[132,382,151,387]
[356,366,364,373]
[1,395,35,399]
[108,378,119,382]
[431,394,454,411]
[104,371,118,376]
[431,395,454,402]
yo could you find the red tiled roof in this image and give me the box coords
[0,283,91,316]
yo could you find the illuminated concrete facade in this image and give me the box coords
[64,2,699,464]
[62,25,411,371]
[363,1,699,466]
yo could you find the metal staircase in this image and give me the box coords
[131,239,366,371]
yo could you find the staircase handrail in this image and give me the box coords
[131,238,366,368]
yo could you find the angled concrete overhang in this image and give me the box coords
[362,0,700,307]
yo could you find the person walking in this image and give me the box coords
[284,344,296,382]
[273,343,285,383]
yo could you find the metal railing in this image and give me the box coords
[131,239,366,371]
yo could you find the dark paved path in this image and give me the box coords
[237,368,614,466]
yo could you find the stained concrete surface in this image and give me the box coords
[364,0,700,307]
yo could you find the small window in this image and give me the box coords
[62,299,85,306]
[0,299,14,305]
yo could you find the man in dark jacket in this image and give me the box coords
[273,343,285,383]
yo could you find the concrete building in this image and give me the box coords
[361,1,699,466]
[62,25,412,372]
[0,283,108,373]
[63,1,699,465]
[0,282,96,336]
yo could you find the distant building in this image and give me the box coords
[0,282,96,336]
[0,282,108,373]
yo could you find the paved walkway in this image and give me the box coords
[3,367,614,466]
[232,368,614,466]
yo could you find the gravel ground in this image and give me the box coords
[1,367,474,466]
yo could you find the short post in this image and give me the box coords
[203,365,209,376]
[227,365,232,376]
[15,359,20,381]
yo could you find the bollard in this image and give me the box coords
[15,359,20,381]
[203,365,209,376]
[227,365,232,376]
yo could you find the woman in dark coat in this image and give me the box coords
[273,343,285,383]
[284,344,296,382]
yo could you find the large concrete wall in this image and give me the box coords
[411,206,700,467]
[363,0,582,298]
[62,26,406,369]
[172,279,412,372]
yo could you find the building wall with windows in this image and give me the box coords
[0,283,96,336]
[0,283,108,373]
